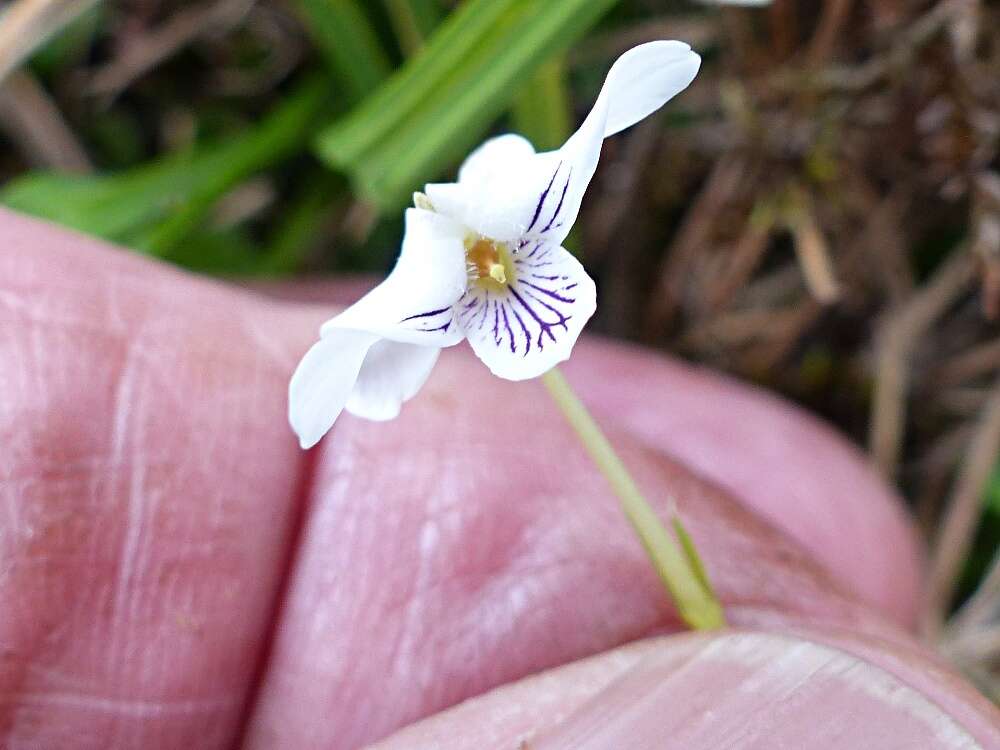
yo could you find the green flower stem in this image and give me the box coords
[540,366,726,631]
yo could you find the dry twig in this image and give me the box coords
[858,190,915,303]
[644,155,749,336]
[916,422,976,533]
[85,0,255,101]
[806,0,853,66]
[924,374,1000,637]
[0,69,91,172]
[0,0,98,85]
[972,173,1000,319]
[705,211,774,312]
[788,186,841,304]
[870,250,977,480]
[770,0,972,93]
[932,339,1000,387]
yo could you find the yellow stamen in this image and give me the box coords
[467,238,500,278]
[488,262,506,284]
[465,238,515,290]
[413,192,435,211]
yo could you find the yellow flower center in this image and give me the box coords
[466,237,515,291]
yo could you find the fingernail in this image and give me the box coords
[529,631,982,750]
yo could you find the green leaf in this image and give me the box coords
[511,54,572,151]
[294,0,392,102]
[317,0,620,211]
[382,0,442,56]
[2,160,199,240]
[257,170,344,276]
[955,462,1000,610]
[2,76,331,255]
[672,515,719,602]
[318,0,520,170]
[985,462,1000,513]
[137,77,331,255]
[165,227,262,275]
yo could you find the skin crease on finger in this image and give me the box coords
[0,211,320,749]
[0,208,927,749]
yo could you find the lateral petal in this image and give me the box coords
[288,329,379,449]
[323,207,468,347]
[345,341,441,421]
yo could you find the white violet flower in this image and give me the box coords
[290,41,701,449]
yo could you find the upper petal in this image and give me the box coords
[455,242,596,380]
[425,41,700,246]
[288,329,379,449]
[457,133,536,185]
[345,340,440,421]
[525,40,700,247]
[323,207,468,347]
[423,135,537,241]
[587,40,702,141]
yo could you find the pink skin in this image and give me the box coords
[0,208,994,749]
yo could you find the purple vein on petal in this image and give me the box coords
[540,168,572,234]
[520,280,577,304]
[510,304,531,356]
[521,246,552,263]
[508,285,566,349]
[423,320,451,333]
[524,259,554,269]
[400,306,451,322]
[521,287,572,330]
[501,304,516,353]
[476,291,491,329]
[525,162,562,234]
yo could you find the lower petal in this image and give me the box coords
[457,243,596,380]
[288,329,378,449]
[345,341,440,421]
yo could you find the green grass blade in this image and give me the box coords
[137,77,330,254]
[2,156,207,240]
[316,0,522,169]
[672,515,719,601]
[511,54,572,151]
[349,0,620,209]
[258,171,343,276]
[2,76,331,254]
[382,0,442,56]
[294,0,392,102]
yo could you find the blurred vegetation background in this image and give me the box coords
[0,0,998,696]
